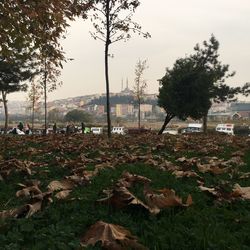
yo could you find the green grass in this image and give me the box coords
[0,134,250,249]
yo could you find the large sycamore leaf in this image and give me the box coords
[80,221,148,250]
[0,202,42,219]
[172,170,201,179]
[47,179,75,191]
[232,184,250,200]
[199,184,239,202]
[55,190,72,200]
[118,171,151,188]
[144,187,192,214]
[16,185,42,198]
[98,186,150,212]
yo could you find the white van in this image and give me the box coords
[163,127,179,135]
[91,127,103,135]
[215,124,234,135]
[182,123,203,133]
[111,127,126,135]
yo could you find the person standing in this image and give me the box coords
[81,122,85,134]
[53,123,57,134]
[17,122,24,131]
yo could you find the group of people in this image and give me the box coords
[52,122,86,134]
[10,122,31,135]
[8,122,86,135]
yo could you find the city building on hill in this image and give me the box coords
[140,104,153,113]
[116,104,134,117]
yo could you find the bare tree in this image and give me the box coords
[27,78,42,131]
[89,0,150,137]
[38,55,62,134]
[133,59,148,129]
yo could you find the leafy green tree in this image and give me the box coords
[0,0,91,58]
[0,1,93,133]
[64,109,92,123]
[158,35,250,134]
[158,58,211,134]
[0,59,32,133]
[133,59,148,129]
[190,35,250,132]
[89,0,150,137]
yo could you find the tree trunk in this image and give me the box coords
[202,112,208,134]
[44,60,48,135]
[105,0,111,138]
[158,113,175,135]
[31,101,35,132]
[2,91,8,134]
[138,101,141,129]
[44,82,47,134]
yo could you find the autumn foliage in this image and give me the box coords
[0,133,250,248]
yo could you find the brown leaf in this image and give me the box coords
[173,170,201,179]
[55,190,72,200]
[198,185,218,196]
[0,206,28,220]
[25,201,42,218]
[144,187,192,213]
[118,171,151,188]
[232,184,250,200]
[81,221,148,250]
[16,185,42,198]
[47,179,75,191]
[98,186,150,212]
[197,163,228,175]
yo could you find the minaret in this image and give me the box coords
[126,78,129,89]
[121,78,124,91]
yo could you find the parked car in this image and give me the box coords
[215,124,234,135]
[111,127,126,135]
[182,123,203,134]
[163,127,179,135]
[91,127,103,135]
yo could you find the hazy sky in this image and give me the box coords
[10,0,250,101]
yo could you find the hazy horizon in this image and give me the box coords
[8,0,250,102]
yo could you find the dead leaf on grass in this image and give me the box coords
[173,170,201,179]
[118,171,151,188]
[80,220,148,250]
[16,185,42,198]
[232,184,250,200]
[144,187,192,214]
[55,190,72,200]
[97,186,150,212]
[47,179,75,191]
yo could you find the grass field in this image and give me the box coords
[0,133,250,250]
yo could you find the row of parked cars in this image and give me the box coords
[90,126,126,135]
[163,123,238,136]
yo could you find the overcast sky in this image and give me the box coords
[10,0,250,101]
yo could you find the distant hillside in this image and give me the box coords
[89,95,157,106]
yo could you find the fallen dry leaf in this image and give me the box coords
[47,179,75,191]
[98,185,150,212]
[16,185,42,198]
[55,190,72,200]
[172,170,201,179]
[118,171,151,188]
[81,221,147,250]
[144,187,192,214]
[232,184,250,200]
